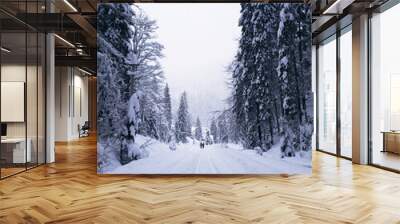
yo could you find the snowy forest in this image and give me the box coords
[97,3,313,174]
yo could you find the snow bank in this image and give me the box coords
[98,135,156,173]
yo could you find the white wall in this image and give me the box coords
[1,65,40,137]
[1,63,46,164]
[55,66,70,141]
[71,73,89,138]
[55,67,89,141]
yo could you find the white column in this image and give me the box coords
[46,33,55,163]
[45,0,55,163]
[352,14,369,164]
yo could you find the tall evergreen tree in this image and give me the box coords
[97,4,167,167]
[277,3,304,157]
[230,3,312,157]
[205,130,212,145]
[175,92,191,143]
[210,119,218,143]
[155,83,172,142]
[217,112,229,144]
[164,84,172,130]
[131,8,165,141]
[194,117,203,141]
[232,3,255,148]
[231,3,281,150]
[98,3,137,142]
[295,4,313,153]
[98,3,141,166]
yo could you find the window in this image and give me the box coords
[370,3,400,171]
[317,36,337,154]
[339,28,352,158]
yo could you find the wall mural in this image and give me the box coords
[97,3,313,174]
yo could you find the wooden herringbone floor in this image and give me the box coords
[1,135,400,224]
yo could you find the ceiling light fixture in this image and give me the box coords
[322,0,342,14]
[322,0,354,15]
[63,0,78,12]
[54,34,75,48]
[1,47,11,53]
[78,67,92,76]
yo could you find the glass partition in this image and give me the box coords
[38,32,45,165]
[1,31,28,177]
[0,1,46,179]
[27,31,38,169]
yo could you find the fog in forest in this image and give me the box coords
[139,3,241,126]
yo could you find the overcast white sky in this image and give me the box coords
[138,3,241,126]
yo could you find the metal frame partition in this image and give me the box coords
[0,0,47,180]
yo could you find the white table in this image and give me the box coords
[1,138,31,163]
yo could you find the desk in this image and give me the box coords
[1,138,31,163]
[382,131,400,154]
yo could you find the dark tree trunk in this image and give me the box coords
[273,98,280,133]
[268,110,274,145]
[256,103,263,148]
[292,51,303,124]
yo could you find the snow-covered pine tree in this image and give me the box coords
[205,130,212,145]
[217,113,229,144]
[258,4,282,146]
[231,3,255,149]
[225,108,241,144]
[210,119,218,144]
[129,7,166,142]
[163,84,173,132]
[263,4,285,137]
[98,3,137,142]
[98,3,142,166]
[194,117,203,141]
[231,3,282,151]
[98,4,167,167]
[294,4,313,153]
[153,83,172,143]
[230,3,312,157]
[175,92,191,143]
[277,3,302,157]
[138,94,160,140]
[245,3,282,151]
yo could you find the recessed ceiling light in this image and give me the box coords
[322,0,354,15]
[78,67,92,76]
[63,0,78,12]
[54,34,75,48]
[1,47,11,53]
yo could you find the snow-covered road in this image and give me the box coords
[109,138,311,174]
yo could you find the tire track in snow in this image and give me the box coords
[205,149,220,173]
[194,151,202,173]
[216,146,284,173]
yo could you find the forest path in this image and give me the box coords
[110,140,311,174]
